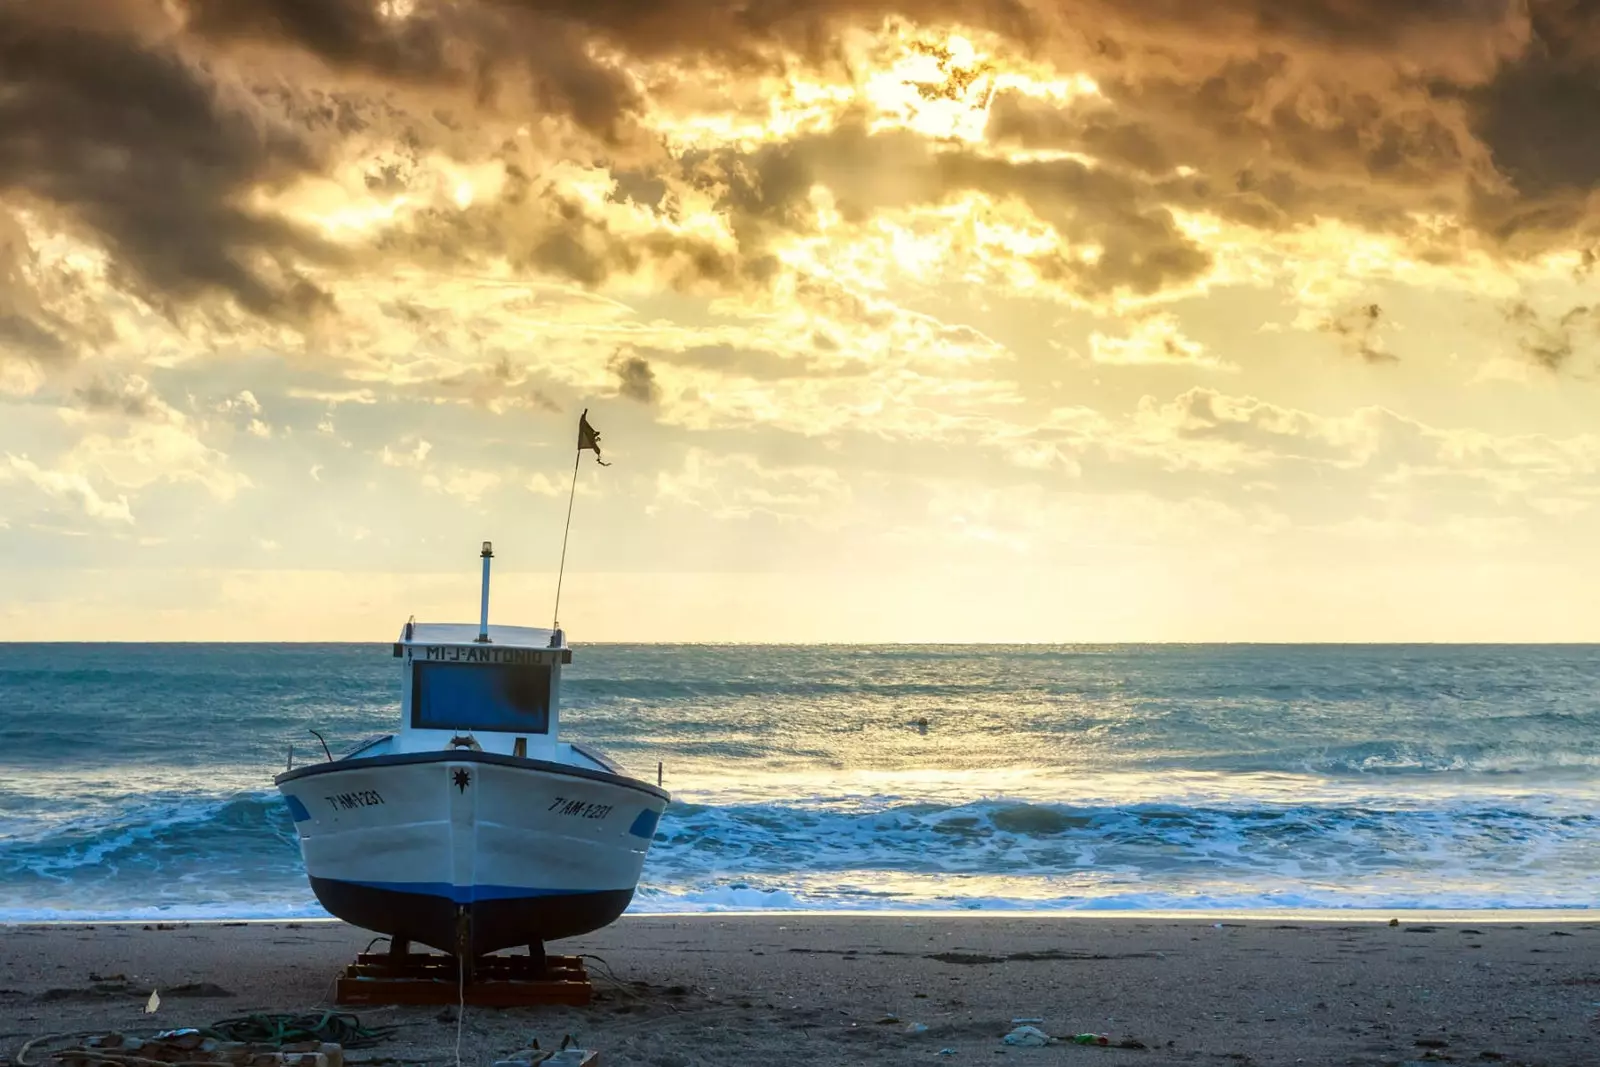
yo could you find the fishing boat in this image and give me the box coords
[275,414,666,966]
[275,541,669,963]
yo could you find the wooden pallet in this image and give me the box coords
[334,951,592,1007]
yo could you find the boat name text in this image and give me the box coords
[326,790,385,811]
[548,797,613,820]
[421,645,552,665]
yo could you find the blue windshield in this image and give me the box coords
[411,662,551,732]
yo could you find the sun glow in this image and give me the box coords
[642,27,1102,150]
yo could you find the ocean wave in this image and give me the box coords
[6,787,1593,921]
[645,797,1598,882]
[1148,743,1600,777]
[627,883,1600,913]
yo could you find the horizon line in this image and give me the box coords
[4,639,1600,647]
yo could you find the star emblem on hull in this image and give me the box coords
[452,768,471,793]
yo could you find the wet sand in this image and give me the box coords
[2,916,1598,1066]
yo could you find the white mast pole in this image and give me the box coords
[477,541,493,643]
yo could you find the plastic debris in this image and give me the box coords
[492,1053,595,1067]
[202,1012,396,1049]
[905,1022,929,1034]
[542,1054,596,1067]
[1002,1026,1053,1047]
[1011,1017,1044,1025]
[46,1032,345,1067]
[1071,1034,1110,1046]
[145,990,161,1014]
[937,1051,957,1058]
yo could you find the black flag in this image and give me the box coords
[577,409,610,466]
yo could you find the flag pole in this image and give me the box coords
[552,445,582,632]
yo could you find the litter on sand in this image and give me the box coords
[492,1051,596,1067]
[1002,1025,1054,1047]
[30,1031,344,1067]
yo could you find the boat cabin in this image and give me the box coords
[391,620,570,752]
[345,542,618,775]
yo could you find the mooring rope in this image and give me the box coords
[201,1013,395,1049]
[453,956,464,1067]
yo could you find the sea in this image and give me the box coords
[1,643,1597,922]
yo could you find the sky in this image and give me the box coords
[4,0,1600,642]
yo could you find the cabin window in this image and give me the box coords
[411,662,552,733]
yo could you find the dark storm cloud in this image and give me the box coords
[609,351,661,404]
[0,6,335,325]
[710,123,1211,297]
[1470,1,1600,198]
[376,161,754,291]
[183,0,1038,90]
[0,313,70,363]
[987,64,1481,248]
[184,0,455,79]
[5,0,1600,327]
[184,0,649,141]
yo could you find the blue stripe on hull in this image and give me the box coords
[337,879,608,904]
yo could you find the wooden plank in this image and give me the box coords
[335,978,593,1007]
[333,953,593,1007]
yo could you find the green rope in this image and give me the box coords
[199,1014,395,1050]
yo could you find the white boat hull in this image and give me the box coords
[275,751,667,955]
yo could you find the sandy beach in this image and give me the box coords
[2,916,1597,1067]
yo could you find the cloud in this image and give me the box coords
[0,209,115,369]
[380,437,433,468]
[1088,312,1235,370]
[711,123,1213,300]
[3,0,1599,350]
[1502,300,1600,371]
[423,354,564,414]
[0,6,336,325]
[0,311,70,364]
[64,418,252,502]
[2,453,133,523]
[1467,3,1600,222]
[72,375,165,419]
[1104,386,1600,517]
[364,158,754,300]
[421,467,501,503]
[1319,302,1392,363]
[1470,353,1538,386]
[217,390,263,416]
[377,434,502,503]
[653,448,850,522]
[609,351,661,404]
